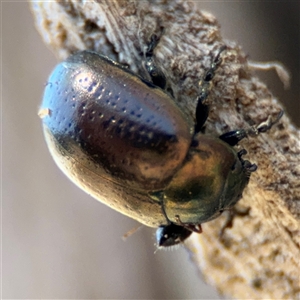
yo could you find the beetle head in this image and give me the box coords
[155,223,192,248]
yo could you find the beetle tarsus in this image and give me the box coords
[246,110,284,137]
[146,34,161,57]
[197,45,227,102]
[250,110,284,135]
[195,46,227,133]
[237,149,247,159]
[219,110,284,146]
[243,161,258,173]
[144,32,167,89]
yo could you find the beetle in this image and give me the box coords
[39,33,282,247]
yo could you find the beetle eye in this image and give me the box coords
[156,223,192,248]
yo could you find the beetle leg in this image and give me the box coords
[250,110,284,134]
[236,149,257,175]
[219,206,251,238]
[237,149,248,159]
[242,160,257,174]
[144,33,167,89]
[218,129,247,146]
[219,110,284,146]
[194,99,209,134]
[175,215,202,234]
[195,45,227,133]
[197,45,228,103]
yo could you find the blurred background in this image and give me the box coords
[2,2,299,299]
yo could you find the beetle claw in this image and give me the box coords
[257,110,284,133]
[238,149,247,159]
[249,164,258,173]
[243,160,257,173]
[248,110,284,136]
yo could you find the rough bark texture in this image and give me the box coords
[30,1,300,299]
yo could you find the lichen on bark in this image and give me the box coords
[30,1,300,298]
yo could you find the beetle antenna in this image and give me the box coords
[122,225,144,241]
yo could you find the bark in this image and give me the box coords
[30,1,300,299]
